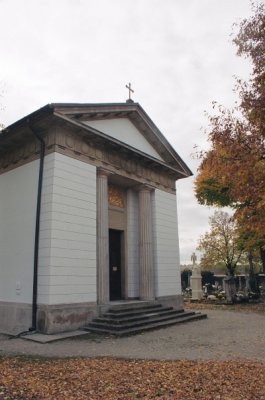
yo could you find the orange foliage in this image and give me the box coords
[1,357,265,399]
[195,2,265,249]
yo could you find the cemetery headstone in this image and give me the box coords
[190,252,203,301]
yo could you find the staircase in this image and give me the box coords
[84,302,207,336]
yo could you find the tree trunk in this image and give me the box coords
[226,263,234,277]
[260,247,265,273]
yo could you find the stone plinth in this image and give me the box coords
[190,266,203,301]
[223,276,236,303]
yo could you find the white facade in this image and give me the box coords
[0,102,190,334]
[38,152,97,305]
[152,189,181,297]
[0,160,38,303]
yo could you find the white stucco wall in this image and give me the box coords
[152,189,181,297]
[84,118,163,161]
[38,152,97,305]
[127,189,139,298]
[0,160,39,303]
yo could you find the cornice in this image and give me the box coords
[0,126,177,194]
[55,126,176,193]
[0,102,192,179]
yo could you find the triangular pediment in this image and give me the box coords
[51,102,192,178]
[82,117,163,161]
[0,102,192,180]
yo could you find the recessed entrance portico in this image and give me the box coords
[96,168,156,305]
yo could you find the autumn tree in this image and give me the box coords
[198,211,244,277]
[195,2,265,269]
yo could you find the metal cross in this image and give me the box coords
[126,82,134,100]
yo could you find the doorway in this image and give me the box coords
[109,229,123,301]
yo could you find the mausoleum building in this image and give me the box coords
[0,101,192,334]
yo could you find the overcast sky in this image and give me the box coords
[1,0,255,263]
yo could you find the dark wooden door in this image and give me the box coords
[109,229,122,301]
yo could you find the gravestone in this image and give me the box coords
[190,252,203,301]
[223,276,236,303]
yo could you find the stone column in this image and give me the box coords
[138,185,155,300]
[97,168,110,304]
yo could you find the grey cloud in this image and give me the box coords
[0,0,252,262]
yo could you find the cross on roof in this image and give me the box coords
[126,82,134,100]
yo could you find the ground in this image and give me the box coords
[0,303,265,399]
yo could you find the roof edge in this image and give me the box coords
[1,102,193,177]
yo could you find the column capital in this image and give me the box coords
[134,183,155,193]
[97,167,113,178]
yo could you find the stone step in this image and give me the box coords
[86,313,207,336]
[84,302,207,336]
[94,308,187,325]
[88,310,198,331]
[107,302,161,312]
[104,305,173,319]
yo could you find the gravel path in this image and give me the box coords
[1,310,265,361]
